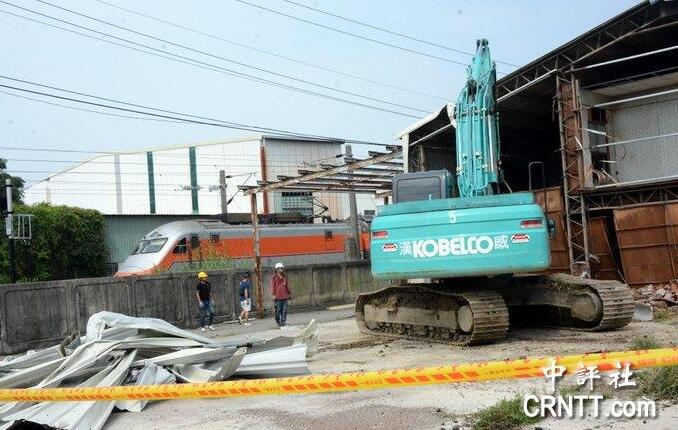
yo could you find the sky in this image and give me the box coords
[1,0,639,188]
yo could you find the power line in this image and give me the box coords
[0,81,308,135]
[7,156,271,168]
[28,0,430,115]
[3,155,337,163]
[0,143,339,159]
[0,88,186,125]
[94,0,447,102]
[281,0,519,68]
[0,75,395,147]
[0,6,420,120]
[234,0,471,68]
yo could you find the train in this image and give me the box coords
[115,218,370,276]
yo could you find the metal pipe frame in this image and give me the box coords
[573,44,678,71]
[585,182,678,211]
[591,87,678,108]
[496,2,675,100]
[240,150,402,195]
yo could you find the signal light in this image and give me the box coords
[372,230,389,239]
[520,219,543,229]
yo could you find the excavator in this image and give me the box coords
[356,39,634,345]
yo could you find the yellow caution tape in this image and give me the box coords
[0,348,676,402]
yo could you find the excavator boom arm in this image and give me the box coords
[454,38,500,197]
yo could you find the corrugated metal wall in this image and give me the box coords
[609,92,678,182]
[263,137,349,220]
[614,203,678,286]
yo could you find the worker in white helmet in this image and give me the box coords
[271,262,291,329]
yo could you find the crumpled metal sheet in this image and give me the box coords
[132,346,237,367]
[0,347,62,373]
[0,312,318,429]
[235,344,309,377]
[115,364,176,412]
[294,319,318,358]
[85,312,213,344]
[1,351,136,430]
[170,348,247,383]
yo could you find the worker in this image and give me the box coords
[271,262,291,329]
[238,272,252,325]
[196,271,215,332]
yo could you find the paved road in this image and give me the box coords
[197,305,355,338]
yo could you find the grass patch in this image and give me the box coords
[637,365,678,401]
[472,396,541,430]
[653,308,676,322]
[558,384,581,397]
[630,335,660,350]
[627,335,678,401]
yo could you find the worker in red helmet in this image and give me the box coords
[271,262,291,329]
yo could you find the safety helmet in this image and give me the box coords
[198,271,208,279]
[274,262,284,270]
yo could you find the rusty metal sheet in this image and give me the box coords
[587,217,621,281]
[614,203,678,286]
[535,187,569,273]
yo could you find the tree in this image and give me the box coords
[0,158,24,210]
[1,203,109,282]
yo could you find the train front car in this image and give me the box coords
[114,221,198,276]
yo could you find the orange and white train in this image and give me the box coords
[115,219,370,276]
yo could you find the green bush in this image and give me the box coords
[473,396,542,430]
[0,203,109,282]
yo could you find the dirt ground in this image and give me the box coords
[106,309,678,430]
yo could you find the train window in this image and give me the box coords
[173,238,187,254]
[138,238,167,254]
[324,230,333,240]
[190,234,200,249]
[210,233,220,244]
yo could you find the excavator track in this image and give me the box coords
[355,275,633,346]
[355,286,509,346]
[502,274,634,332]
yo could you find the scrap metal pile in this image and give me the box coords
[0,312,319,430]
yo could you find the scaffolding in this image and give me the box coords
[238,147,403,317]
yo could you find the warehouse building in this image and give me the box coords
[24,134,379,220]
[398,0,678,287]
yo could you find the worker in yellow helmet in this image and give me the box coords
[196,271,215,332]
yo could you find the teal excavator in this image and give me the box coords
[356,40,633,345]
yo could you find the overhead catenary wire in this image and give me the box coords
[233,0,468,66]
[3,156,336,164]
[93,0,447,102]
[234,0,509,75]
[0,76,397,147]
[19,0,431,116]
[0,6,420,120]
[0,88,187,125]
[281,0,519,68]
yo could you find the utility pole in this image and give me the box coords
[344,145,362,260]
[219,170,228,223]
[5,179,16,283]
[250,193,263,319]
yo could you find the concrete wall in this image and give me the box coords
[0,261,385,355]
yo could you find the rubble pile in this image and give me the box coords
[0,312,319,430]
[634,281,678,308]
